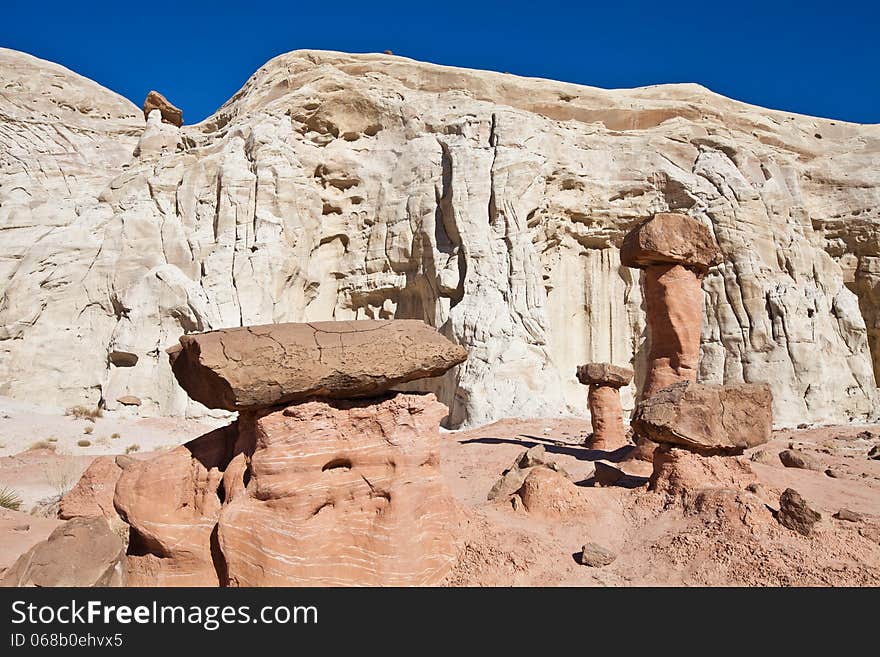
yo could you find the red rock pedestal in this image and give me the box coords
[641,264,704,401]
[576,363,634,450]
[114,393,458,587]
[220,394,458,586]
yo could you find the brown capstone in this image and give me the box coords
[142,90,183,127]
[167,320,467,411]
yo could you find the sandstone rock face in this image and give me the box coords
[59,456,123,527]
[114,424,238,586]
[633,381,773,453]
[1,48,878,427]
[168,320,467,410]
[0,517,124,587]
[220,394,458,586]
[114,393,458,586]
[142,90,183,127]
[639,264,705,401]
[587,385,627,450]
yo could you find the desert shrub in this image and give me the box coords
[65,405,103,422]
[83,426,94,435]
[110,433,121,440]
[29,440,56,451]
[0,486,23,511]
[77,439,91,447]
[125,444,140,454]
[45,461,81,497]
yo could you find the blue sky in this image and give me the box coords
[3,0,878,124]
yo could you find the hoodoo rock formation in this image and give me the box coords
[142,90,183,127]
[576,362,633,450]
[621,213,722,402]
[1,48,878,428]
[113,319,462,586]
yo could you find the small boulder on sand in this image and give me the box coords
[579,542,616,567]
[777,488,821,537]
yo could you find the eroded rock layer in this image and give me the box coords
[113,392,458,586]
[1,48,878,427]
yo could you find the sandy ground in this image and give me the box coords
[0,395,223,510]
[439,418,880,586]
[1,398,878,586]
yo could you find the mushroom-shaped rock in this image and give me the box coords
[168,320,468,411]
[142,90,183,127]
[576,362,634,388]
[620,212,722,273]
[632,381,773,454]
[576,362,633,450]
[620,213,723,406]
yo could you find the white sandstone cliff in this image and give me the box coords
[1,47,878,427]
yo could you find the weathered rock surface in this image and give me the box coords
[649,444,757,505]
[488,444,569,500]
[115,392,459,586]
[1,48,878,427]
[168,320,467,410]
[620,212,723,273]
[0,517,124,587]
[114,424,238,586]
[777,488,821,536]
[778,449,822,471]
[578,542,616,567]
[515,466,587,518]
[59,456,124,528]
[587,384,627,450]
[142,90,183,127]
[638,264,706,401]
[0,509,62,579]
[834,509,862,522]
[577,363,633,449]
[633,381,773,453]
[576,362,633,387]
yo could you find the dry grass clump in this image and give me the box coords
[29,440,56,451]
[65,405,103,422]
[77,439,92,448]
[125,444,140,454]
[46,461,81,497]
